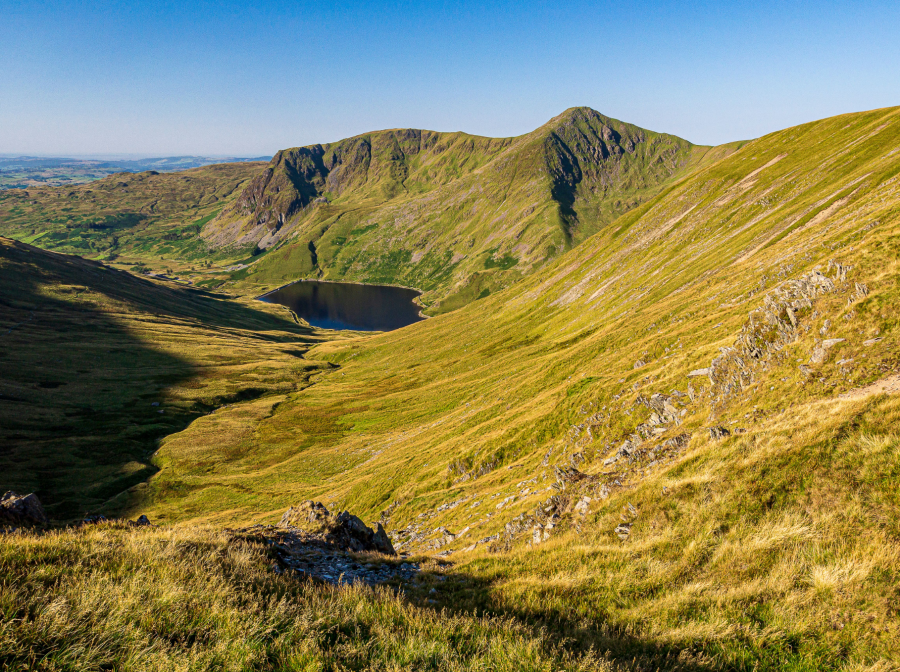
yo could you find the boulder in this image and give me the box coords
[372,522,396,555]
[279,501,333,531]
[279,501,396,555]
[0,491,48,527]
[134,514,151,526]
[810,338,845,364]
[709,426,730,440]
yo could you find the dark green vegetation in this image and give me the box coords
[0,154,269,189]
[3,107,900,670]
[204,108,726,311]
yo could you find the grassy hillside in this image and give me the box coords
[124,106,900,668]
[4,106,900,670]
[204,108,714,312]
[0,237,337,519]
[0,162,265,285]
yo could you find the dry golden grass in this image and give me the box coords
[0,524,610,671]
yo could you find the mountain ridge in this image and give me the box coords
[203,107,711,311]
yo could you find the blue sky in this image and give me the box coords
[1,0,898,155]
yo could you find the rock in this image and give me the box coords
[336,510,370,537]
[278,502,396,555]
[0,491,48,527]
[810,338,845,364]
[687,368,710,377]
[81,514,108,525]
[280,501,332,530]
[603,440,633,466]
[864,337,883,346]
[633,360,646,369]
[614,523,632,540]
[372,522,396,555]
[573,496,592,515]
[134,514,151,526]
[554,465,597,485]
[709,426,730,440]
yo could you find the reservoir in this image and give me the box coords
[259,280,426,332]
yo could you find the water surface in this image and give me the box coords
[259,280,425,331]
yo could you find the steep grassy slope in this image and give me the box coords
[134,107,900,668]
[0,237,336,519]
[204,108,711,311]
[0,162,265,282]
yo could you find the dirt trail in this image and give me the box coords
[839,373,900,399]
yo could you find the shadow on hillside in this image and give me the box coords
[405,565,723,672]
[0,239,315,521]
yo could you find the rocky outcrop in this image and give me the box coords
[706,263,848,402]
[279,501,396,556]
[235,524,416,586]
[0,491,47,527]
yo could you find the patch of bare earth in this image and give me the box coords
[839,373,900,399]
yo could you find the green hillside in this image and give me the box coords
[3,106,900,669]
[0,162,264,284]
[204,108,714,311]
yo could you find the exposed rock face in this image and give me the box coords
[279,501,396,556]
[280,501,333,530]
[0,491,47,527]
[706,264,848,403]
[810,338,846,364]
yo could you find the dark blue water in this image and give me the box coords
[259,280,425,331]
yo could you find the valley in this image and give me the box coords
[2,106,900,670]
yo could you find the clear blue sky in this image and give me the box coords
[1,0,898,156]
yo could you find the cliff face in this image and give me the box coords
[203,108,701,311]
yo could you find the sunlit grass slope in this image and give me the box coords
[0,237,336,520]
[205,108,719,311]
[143,107,900,667]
